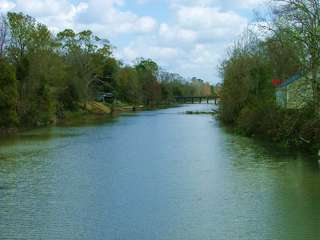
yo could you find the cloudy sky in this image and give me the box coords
[0,0,265,83]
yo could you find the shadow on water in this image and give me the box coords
[220,125,318,166]
[0,113,125,148]
[0,185,11,190]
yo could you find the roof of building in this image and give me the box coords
[278,72,301,88]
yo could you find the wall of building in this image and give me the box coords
[276,77,313,109]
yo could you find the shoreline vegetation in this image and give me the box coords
[219,0,320,154]
[0,12,214,136]
[0,99,183,135]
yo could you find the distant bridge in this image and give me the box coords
[175,96,219,104]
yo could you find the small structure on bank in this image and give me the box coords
[96,92,115,103]
[275,73,313,109]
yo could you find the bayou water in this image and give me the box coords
[0,104,319,240]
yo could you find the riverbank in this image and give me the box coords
[0,101,180,137]
[218,105,320,155]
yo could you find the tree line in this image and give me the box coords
[0,12,213,130]
[219,0,320,151]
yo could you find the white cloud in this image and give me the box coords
[159,23,198,44]
[136,16,157,33]
[75,0,157,36]
[156,5,247,49]
[235,0,265,9]
[1,0,157,36]
[170,0,217,8]
[136,0,148,4]
[14,0,82,17]
[170,0,266,10]
[175,6,247,43]
[1,0,88,30]
[177,6,246,29]
[122,42,179,62]
[0,0,15,12]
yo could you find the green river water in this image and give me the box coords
[0,104,319,240]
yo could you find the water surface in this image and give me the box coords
[0,104,319,240]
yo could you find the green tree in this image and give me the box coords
[263,29,301,80]
[219,32,273,123]
[57,29,113,103]
[0,60,18,127]
[116,67,142,104]
[135,58,161,103]
[101,57,120,93]
[7,12,36,105]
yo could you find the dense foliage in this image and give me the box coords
[0,12,213,129]
[0,59,18,128]
[219,0,320,151]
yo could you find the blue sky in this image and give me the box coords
[0,0,265,83]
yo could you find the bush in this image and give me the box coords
[235,101,320,151]
[236,104,261,135]
[299,118,320,151]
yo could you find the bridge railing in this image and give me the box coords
[175,96,219,104]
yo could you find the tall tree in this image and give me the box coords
[101,57,120,93]
[135,58,161,103]
[116,67,142,104]
[7,12,35,64]
[6,12,36,107]
[219,31,273,123]
[274,0,320,113]
[57,29,113,102]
